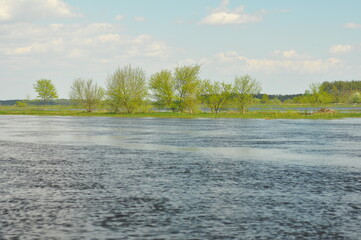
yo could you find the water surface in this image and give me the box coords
[0,115,360,239]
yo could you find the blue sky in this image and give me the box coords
[1,0,361,99]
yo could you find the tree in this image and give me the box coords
[269,97,281,105]
[200,80,232,113]
[149,70,177,111]
[33,79,58,109]
[261,94,269,104]
[106,65,148,113]
[233,74,261,114]
[351,92,361,103]
[309,83,333,109]
[70,79,104,112]
[174,65,201,113]
[15,101,27,107]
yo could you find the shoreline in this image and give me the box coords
[1,110,361,120]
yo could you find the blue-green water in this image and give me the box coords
[0,115,360,239]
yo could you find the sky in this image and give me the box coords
[0,0,361,100]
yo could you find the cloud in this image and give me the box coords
[216,51,343,75]
[329,44,354,54]
[1,22,173,61]
[200,0,265,25]
[343,22,361,29]
[273,49,312,60]
[134,16,146,22]
[0,0,80,22]
[114,15,125,21]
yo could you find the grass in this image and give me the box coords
[0,103,360,119]
[0,106,361,119]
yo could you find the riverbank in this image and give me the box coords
[1,108,361,119]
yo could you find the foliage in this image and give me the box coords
[200,80,232,113]
[33,79,58,109]
[269,97,281,105]
[321,80,361,103]
[174,65,201,113]
[233,74,261,113]
[351,92,361,104]
[106,65,148,113]
[70,79,104,112]
[149,70,177,111]
[15,101,27,107]
[308,83,333,109]
[2,107,361,120]
[261,94,269,104]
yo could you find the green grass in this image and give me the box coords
[0,103,360,119]
[0,107,361,119]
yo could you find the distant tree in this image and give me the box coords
[261,94,269,104]
[269,97,282,105]
[106,65,148,113]
[70,79,104,112]
[320,80,361,103]
[33,79,58,109]
[252,97,261,104]
[174,65,201,113]
[149,70,177,111]
[15,101,27,107]
[233,75,261,114]
[309,83,333,109]
[200,80,232,113]
[351,92,361,104]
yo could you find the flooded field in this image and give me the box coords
[0,115,360,239]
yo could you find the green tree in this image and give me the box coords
[70,79,104,112]
[351,91,361,104]
[269,97,281,105]
[149,70,176,111]
[200,80,232,113]
[261,94,269,104]
[15,101,27,107]
[321,80,361,103]
[33,79,58,109]
[233,74,261,114]
[309,83,333,109]
[106,65,148,113]
[174,65,201,113]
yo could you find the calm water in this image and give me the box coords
[0,115,360,240]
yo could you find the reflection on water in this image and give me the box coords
[0,115,360,239]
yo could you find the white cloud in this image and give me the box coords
[329,44,353,54]
[200,0,265,25]
[134,16,146,22]
[343,22,361,29]
[216,51,343,75]
[0,0,80,22]
[273,49,312,60]
[176,57,211,66]
[6,39,64,55]
[114,15,125,21]
[2,22,172,60]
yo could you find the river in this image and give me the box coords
[0,115,360,239]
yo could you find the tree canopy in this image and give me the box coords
[149,70,176,111]
[70,79,104,112]
[233,75,261,114]
[174,65,201,113]
[33,79,58,108]
[106,65,148,113]
[200,80,232,113]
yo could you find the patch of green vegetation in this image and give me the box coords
[0,106,360,120]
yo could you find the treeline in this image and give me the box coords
[4,65,361,111]
[0,99,72,106]
[292,80,361,104]
[320,80,361,103]
[25,65,263,113]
